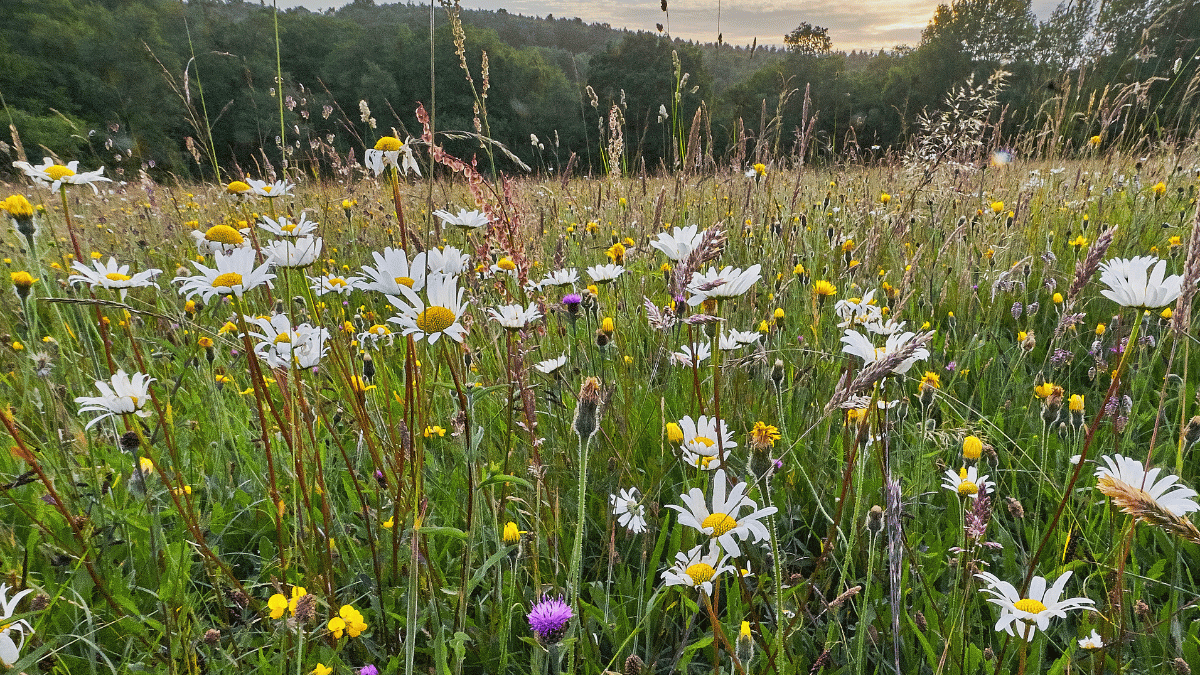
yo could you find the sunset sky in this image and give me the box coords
[271,0,1061,53]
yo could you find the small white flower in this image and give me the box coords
[434,208,490,231]
[1094,454,1200,516]
[727,329,761,345]
[686,265,762,306]
[259,213,318,237]
[676,415,736,471]
[841,328,929,375]
[75,370,155,429]
[942,465,990,499]
[262,235,323,268]
[1078,629,1105,650]
[539,268,579,288]
[68,257,161,298]
[650,225,705,261]
[388,273,469,344]
[975,570,1095,641]
[610,487,648,534]
[174,248,275,302]
[0,584,34,666]
[667,468,776,556]
[834,290,883,329]
[247,179,293,198]
[246,315,330,369]
[534,354,568,374]
[1097,255,1183,309]
[488,303,542,330]
[308,273,357,296]
[358,247,428,296]
[13,157,111,193]
[671,342,711,367]
[661,542,735,595]
[426,245,470,277]
[586,264,625,284]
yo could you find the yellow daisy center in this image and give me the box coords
[45,165,76,180]
[261,185,273,193]
[328,277,347,287]
[957,480,979,496]
[394,276,415,287]
[274,333,292,344]
[1013,598,1047,614]
[693,436,715,448]
[415,306,456,334]
[697,455,717,468]
[226,181,251,194]
[212,272,243,288]
[106,272,132,282]
[701,512,738,537]
[374,136,403,152]
[204,224,245,245]
[685,563,716,585]
[280,222,297,233]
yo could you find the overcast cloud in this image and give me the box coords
[270,0,1061,52]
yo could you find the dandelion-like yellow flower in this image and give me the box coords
[813,280,837,298]
[990,201,1005,214]
[748,421,781,449]
[1069,394,1084,412]
[503,521,526,544]
[880,193,891,204]
[1034,382,1061,399]
[1152,182,1166,197]
[666,422,684,444]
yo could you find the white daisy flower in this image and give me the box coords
[661,542,735,595]
[13,157,111,193]
[259,213,318,237]
[358,247,428,296]
[0,584,33,666]
[610,487,648,534]
[534,354,568,374]
[587,264,625,284]
[262,235,322,268]
[841,328,929,375]
[426,245,470,277]
[1094,454,1200,516]
[68,257,161,299]
[539,268,579,288]
[246,315,329,369]
[357,323,395,348]
[1078,630,1105,650]
[667,468,776,556]
[975,570,1095,641]
[834,290,883,328]
[387,273,469,344]
[676,415,737,471]
[1097,256,1184,309]
[247,179,293,198]
[74,370,155,430]
[942,465,991,499]
[365,137,421,177]
[174,248,275,302]
[671,342,711,367]
[686,265,762,306]
[488,303,542,330]
[434,208,490,231]
[308,273,357,296]
[190,224,251,255]
[650,225,705,261]
[728,329,761,345]
[719,331,745,351]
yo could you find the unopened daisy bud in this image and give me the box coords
[572,376,602,442]
[736,620,755,665]
[962,435,982,461]
[865,505,883,536]
[362,353,375,381]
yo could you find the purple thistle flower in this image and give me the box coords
[561,293,582,307]
[528,595,573,644]
[360,667,379,675]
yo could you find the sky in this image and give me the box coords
[270,0,1061,52]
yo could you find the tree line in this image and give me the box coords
[0,0,1195,181]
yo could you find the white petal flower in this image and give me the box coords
[534,354,568,374]
[13,157,111,193]
[434,208,490,231]
[841,328,929,375]
[74,370,155,430]
[246,315,330,369]
[1098,256,1184,309]
[387,273,469,344]
[0,584,33,666]
[675,415,737,471]
[308,273,358,296]
[834,290,883,328]
[426,245,470,277]
[258,213,318,237]
[942,465,990,499]
[358,247,428,296]
[488,303,542,330]
[68,257,161,298]
[671,342,711,367]
[650,225,704,261]
[1094,454,1200,516]
[610,487,648,534]
[1078,630,1105,650]
[539,268,579,288]
[586,264,625,284]
[262,235,323,268]
[175,248,275,302]
[661,542,735,595]
[666,468,776,556]
[190,224,251,255]
[975,571,1094,641]
[247,179,293,198]
[686,265,762,306]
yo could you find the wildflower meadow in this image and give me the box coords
[2,22,1200,675]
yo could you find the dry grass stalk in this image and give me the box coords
[1097,476,1200,545]
[1171,199,1200,335]
[823,331,934,413]
[1066,224,1117,305]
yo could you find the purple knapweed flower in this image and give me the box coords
[528,595,573,644]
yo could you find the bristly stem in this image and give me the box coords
[569,432,592,672]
